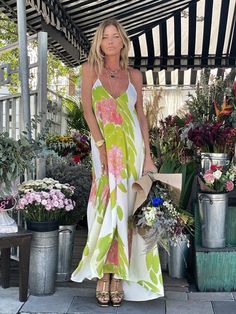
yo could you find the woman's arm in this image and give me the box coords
[130,68,157,174]
[81,63,108,173]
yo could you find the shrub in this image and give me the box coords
[46,161,92,224]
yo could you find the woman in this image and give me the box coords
[71,19,164,306]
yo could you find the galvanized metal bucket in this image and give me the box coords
[198,192,228,248]
[168,237,189,279]
[56,224,76,282]
[29,230,58,295]
[200,153,230,173]
[158,246,168,272]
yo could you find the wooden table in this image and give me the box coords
[0,229,32,302]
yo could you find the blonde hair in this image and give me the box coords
[88,19,130,73]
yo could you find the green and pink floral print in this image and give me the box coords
[71,78,164,301]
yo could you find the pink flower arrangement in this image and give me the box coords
[17,178,75,222]
[198,164,235,193]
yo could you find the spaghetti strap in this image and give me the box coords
[127,68,130,82]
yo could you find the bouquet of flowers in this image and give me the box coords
[198,164,235,193]
[133,182,194,252]
[16,178,75,222]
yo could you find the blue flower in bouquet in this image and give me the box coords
[152,197,164,207]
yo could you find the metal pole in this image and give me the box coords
[16,0,31,139]
[37,32,48,125]
[36,32,48,179]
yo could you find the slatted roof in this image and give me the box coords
[0,0,235,86]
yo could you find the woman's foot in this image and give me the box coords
[110,275,124,307]
[96,274,110,307]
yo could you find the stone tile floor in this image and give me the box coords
[1,282,236,314]
[1,227,236,313]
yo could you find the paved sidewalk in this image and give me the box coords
[1,285,236,314]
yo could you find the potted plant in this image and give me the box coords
[46,160,92,281]
[197,163,235,249]
[17,177,75,229]
[186,70,236,173]
[0,132,36,196]
[16,177,75,295]
[0,131,43,232]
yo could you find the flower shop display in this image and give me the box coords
[0,116,54,197]
[56,224,77,282]
[156,114,197,211]
[46,161,92,225]
[17,178,76,230]
[197,163,236,249]
[46,160,92,281]
[198,164,235,193]
[16,178,76,296]
[46,132,90,162]
[0,196,18,233]
[29,226,59,295]
[0,132,37,197]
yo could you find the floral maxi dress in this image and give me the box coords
[71,78,164,301]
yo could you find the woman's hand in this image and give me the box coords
[99,145,108,174]
[142,155,157,175]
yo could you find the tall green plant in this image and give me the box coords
[63,95,89,134]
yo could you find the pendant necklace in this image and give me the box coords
[105,67,121,79]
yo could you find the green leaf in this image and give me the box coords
[152,255,160,273]
[84,244,89,256]
[137,280,159,293]
[110,189,116,208]
[146,252,153,271]
[97,216,103,224]
[117,206,123,221]
[118,182,127,193]
[150,269,158,285]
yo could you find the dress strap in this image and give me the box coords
[127,69,130,82]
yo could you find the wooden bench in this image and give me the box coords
[0,229,32,302]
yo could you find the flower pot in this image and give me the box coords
[29,229,58,295]
[0,196,18,233]
[198,192,228,248]
[168,236,190,279]
[158,246,168,271]
[26,220,59,232]
[200,153,230,174]
[56,224,76,282]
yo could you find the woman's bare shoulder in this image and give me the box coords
[128,67,142,86]
[82,62,94,74]
[128,67,142,81]
[82,62,97,83]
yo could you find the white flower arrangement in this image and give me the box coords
[17,178,75,222]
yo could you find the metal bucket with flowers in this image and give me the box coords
[16,178,75,295]
[198,162,236,248]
